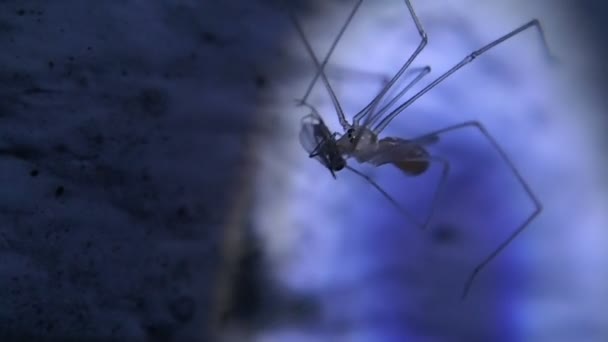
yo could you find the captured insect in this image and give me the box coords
[287,0,555,298]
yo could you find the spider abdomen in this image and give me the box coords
[392,158,429,176]
[376,137,430,176]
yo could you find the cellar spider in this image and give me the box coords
[288,0,555,298]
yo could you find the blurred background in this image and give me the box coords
[0,0,606,341]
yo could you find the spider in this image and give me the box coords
[288,0,555,298]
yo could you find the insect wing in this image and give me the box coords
[299,114,333,169]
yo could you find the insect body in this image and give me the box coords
[299,108,345,179]
[288,0,555,298]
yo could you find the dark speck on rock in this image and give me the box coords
[201,31,218,44]
[93,134,104,145]
[144,322,175,341]
[255,74,267,88]
[16,9,25,16]
[77,76,88,88]
[30,169,39,177]
[55,185,65,198]
[176,206,188,218]
[138,87,169,118]
[23,87,49,95]
[0,144,42,160]
[431,224,459,244]
[54,144,68,154]
[169,296,195,323]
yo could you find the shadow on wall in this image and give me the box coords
[0,0,300,341]
[575,0,608,153]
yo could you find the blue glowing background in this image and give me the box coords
[252,1,608,341]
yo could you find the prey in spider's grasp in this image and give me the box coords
[299,102,440,229]
[288,0,556,298]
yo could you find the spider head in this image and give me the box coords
[338,126,378,154]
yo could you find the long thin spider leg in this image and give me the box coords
[365,66,431,129]
[287,7,350,130]
[297,101,322,119]
[345,152,448,230]
[354,0,428,128]
[299,0,365,105]
[382,154,450,231]
[373,19,556,134]
[345,165,423,228]
[408,121,542,299]
[348,66,429,128]
[418,155,449,231]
